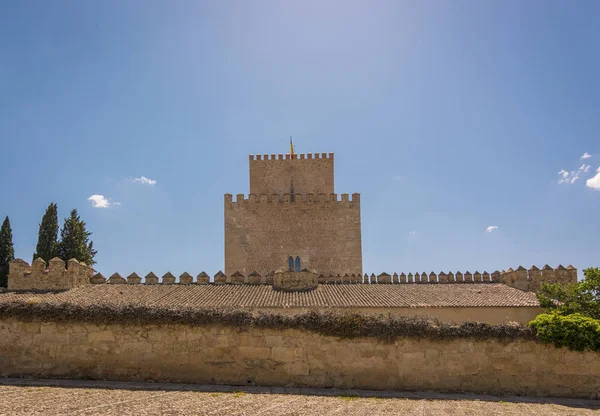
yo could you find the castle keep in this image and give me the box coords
[224,152,362,277]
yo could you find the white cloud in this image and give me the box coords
[408,231,418,236]
[485,226,498,233]
[579,164,591,173]
[586,167,600,190]
[134,176,157,186]
[558,167,586,184]
[557,157,594,186]
[558,169,572,184]
[88,195,120,208]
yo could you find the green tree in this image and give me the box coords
[57,209,97,266]
[0,216,15,288]
[33,203,59,262]
[537,267,600,319]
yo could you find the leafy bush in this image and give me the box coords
[532,267,600,351]
[0,300,535,342]
[529,313,600,352]
[537,267,600,319]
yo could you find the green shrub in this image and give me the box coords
[529,313,600,351]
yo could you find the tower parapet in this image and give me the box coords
[249,153,334,161]
[225,193,360,207]
[249,152,334,196]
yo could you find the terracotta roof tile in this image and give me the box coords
[0,283,540,309]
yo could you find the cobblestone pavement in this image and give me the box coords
[0,379,598,415]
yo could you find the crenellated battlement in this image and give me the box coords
[248,151,335,197]
[74,265,577,292]
[499,265,577,292]
[225,192,360,206]
[249,152,334,161]
[7,260,576,292]
[8,258,94,291]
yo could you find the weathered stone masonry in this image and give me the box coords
[0,319,598,398]
[249,153,334,196]
[224,193,362,277]
[225,152,362,277]
[8,258,94,291]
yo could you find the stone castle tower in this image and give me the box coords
[224,152,362,277]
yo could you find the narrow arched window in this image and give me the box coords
[295,256,301,272]
[288,256,294,271]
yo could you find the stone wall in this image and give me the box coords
[8,258,93,291]
[501,265,578,292]
[87,265,574,288]
[0,317,598,398]
[249,153,334,196]
[224,193,362,277]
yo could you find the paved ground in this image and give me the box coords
[0,379,598,415]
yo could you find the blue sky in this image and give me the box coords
[1,0,599,278]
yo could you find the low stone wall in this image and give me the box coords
[0,318,598,398]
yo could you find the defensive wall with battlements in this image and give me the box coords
[8,258,94,291]
[8,258,576,291]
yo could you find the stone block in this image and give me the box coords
[196,272,210,284]
[90,273,106,284]
[107,273,126,284]
[214,271,227,284]
[238,347,271,360]
[145,272,159,284]
[247,272,262,285]
[273,270,318,291]
[265,336,283,347]
[271,347,303,362]
[162,272,176,284]
[179,272,193,284]
[230,271,245,284]
[127,272,142,284]
[377,273,391,284]
[88,331,115,343]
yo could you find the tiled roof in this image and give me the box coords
[0,283,540,309]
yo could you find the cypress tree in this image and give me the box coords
[33,203,59,262]
[57,209,97,266]
[0,216,15,288]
